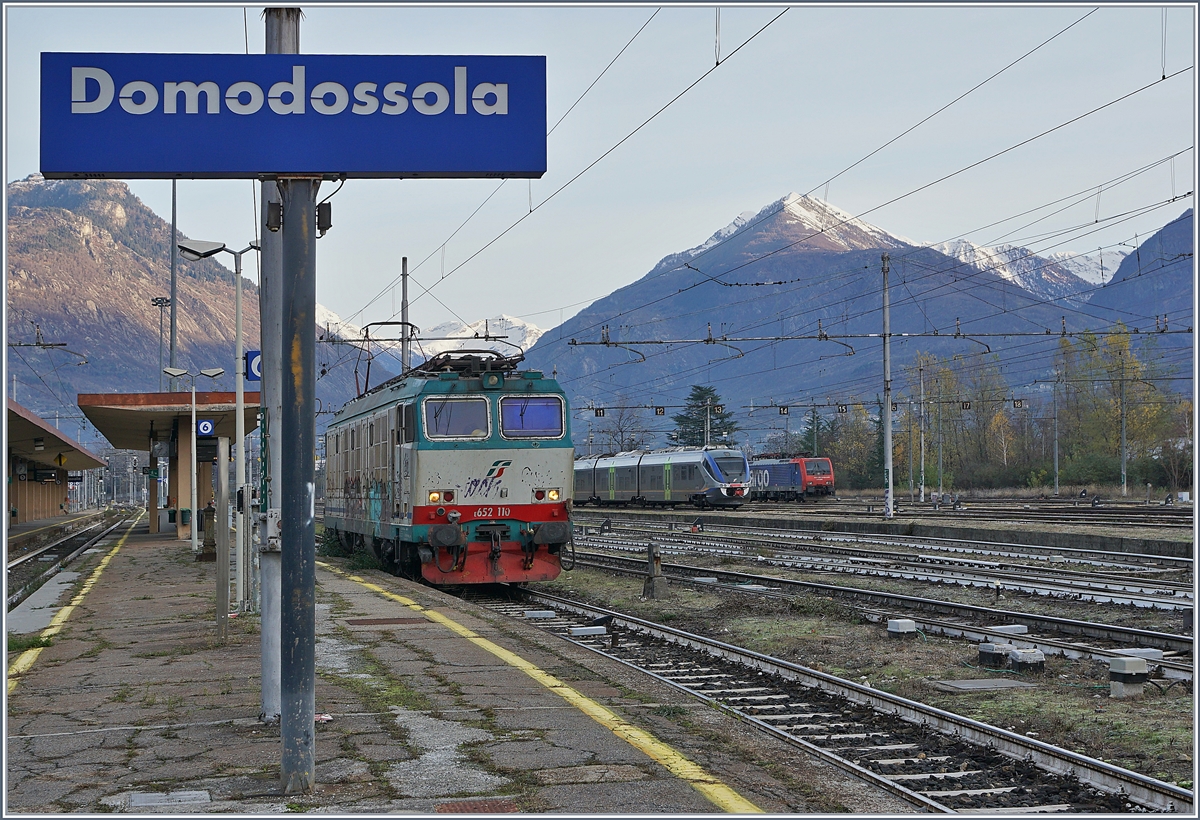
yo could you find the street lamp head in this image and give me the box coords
[163,366,189,379]
[177,239,226,261]
[199,367,225,379]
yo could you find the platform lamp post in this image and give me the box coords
[178,239,258,609]
[163,366,224,555]
[152,297,171,391]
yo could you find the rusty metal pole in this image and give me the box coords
[259,3,299,730]
[278,174,320,794]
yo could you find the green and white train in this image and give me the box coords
[324,351,573,584]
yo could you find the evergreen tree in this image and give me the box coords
[800,408,826,456]
[671,385,738,446]
[869,397,885,488]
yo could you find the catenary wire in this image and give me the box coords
[802,8,1100,201]
[342,8,665,328]
[525,150,1190,349]
[382,8,790,318]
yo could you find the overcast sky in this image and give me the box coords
[5,3,1196,335]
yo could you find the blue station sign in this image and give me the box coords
[41,53,546,179]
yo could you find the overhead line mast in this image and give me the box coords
[882,253,893,521]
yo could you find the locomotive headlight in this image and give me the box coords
[548,489,560,502]
[428,491,441,504]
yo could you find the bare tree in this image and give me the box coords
[595,395,653,453]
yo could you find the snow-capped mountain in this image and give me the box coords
[1045,250,1128,285]
[312,306,543,365]
[769,192,915,251]
[315,303,362,341]
[652,193,912,275]
[417,315,544,359]
[930,239,1092,303]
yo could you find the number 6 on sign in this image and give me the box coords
[197,419,215,436]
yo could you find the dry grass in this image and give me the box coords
[542,567,1194,787]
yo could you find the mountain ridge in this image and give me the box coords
[7,175,1190,452]
[523,197,1192,441]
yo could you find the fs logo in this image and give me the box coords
[485,460,513,479]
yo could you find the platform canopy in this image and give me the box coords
[78,391,260,451]
[7,399,106,470]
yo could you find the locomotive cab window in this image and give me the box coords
[401,403,415,444]
[499,396,564,439]
[714,457,747,482]
[804,459,831,475]
[423,397,490,439]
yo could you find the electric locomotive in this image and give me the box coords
[324,351,573,584]
[747,454,836,501]
[574,446,749,509]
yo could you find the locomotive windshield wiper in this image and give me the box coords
[430,400,453,436]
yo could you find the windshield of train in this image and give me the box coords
[499,396,564,438]
[423,397,489,439]
[804,459,832,475]
[714,456,747,481]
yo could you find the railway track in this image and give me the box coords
[572,521,1194,610]
[6,518,124,610]
[726,499,1194,529]
[463,587,1192,813]
[570,550,1194,681]
[576,513,1195,571]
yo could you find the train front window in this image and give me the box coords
[804,459,831,475]
[499,396,564,439]
[714,457,746,481]
[423,397,490,439]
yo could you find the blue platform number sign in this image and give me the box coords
[40,53,546,179]
[197,419,215,437]
[245,350,262,382]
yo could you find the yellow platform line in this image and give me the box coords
[320,562,763,813]
[7,512,144,695]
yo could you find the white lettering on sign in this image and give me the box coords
[311,81,349,115]
[72,67,114,113]
[69,65,509,118]
[268,65,305,115]
[164,81,220,114]
[225,82,264,115]
[353,82,379,115]
[382,82,409,114]
[411,82,448,115]
[119,81,158,114]
[472,83,507,115]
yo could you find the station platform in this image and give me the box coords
[5,515,912,814]
[4,509,106,549]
